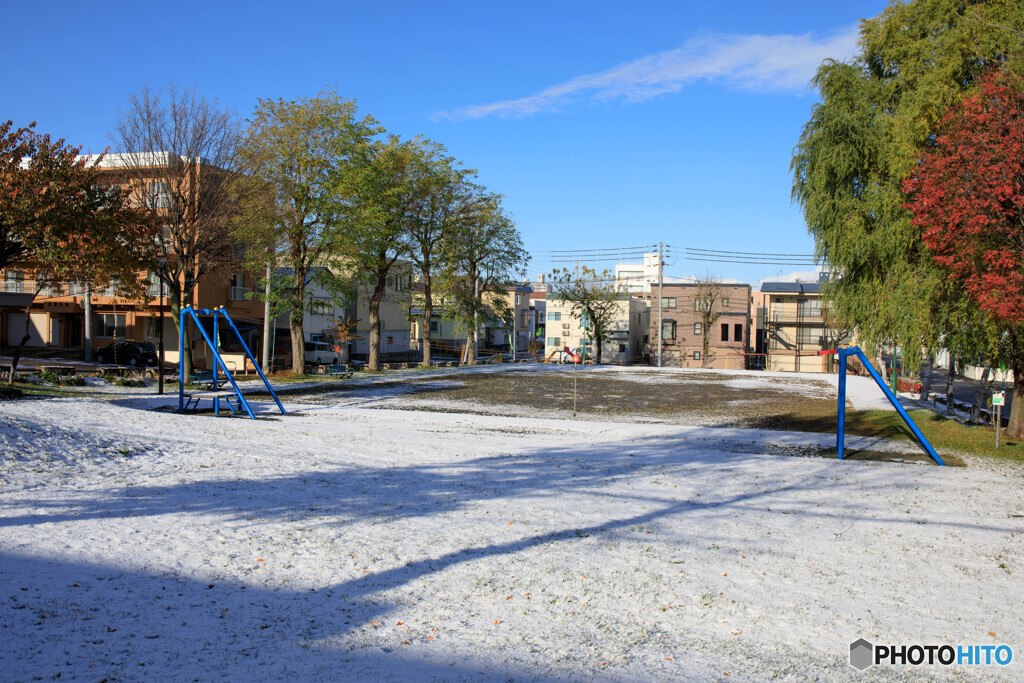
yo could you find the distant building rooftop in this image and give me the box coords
[760,281,822,294]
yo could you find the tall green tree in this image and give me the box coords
[791,0,1024,376]
[232,90,380,373]
[441,193,528,364]
[403,141,476,368]
[548,266,625,365]
[341,135,419,371]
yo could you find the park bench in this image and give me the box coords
[327,364,353,379]
[189,370,215,388]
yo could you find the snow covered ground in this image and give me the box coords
[1,366,1022,681]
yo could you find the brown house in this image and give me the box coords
[645,282,752,369]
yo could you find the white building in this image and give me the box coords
[544,294,649,364]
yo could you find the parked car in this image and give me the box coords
[304,341,342,366]
[94,340,159,367]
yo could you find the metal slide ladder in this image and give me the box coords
[178,306,286,419]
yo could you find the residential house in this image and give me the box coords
[645,282,752,369]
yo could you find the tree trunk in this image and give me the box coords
[7,298,36,385]
[1007,358,1024,439]
[465,321,476,365]
[875,349,889,384]
[919,354,933,400]
[289,318,305,374]
[367,283,384,371]
[421,275,433,368]
[970,367,992,425]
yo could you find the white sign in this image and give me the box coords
[993,392,1005,406]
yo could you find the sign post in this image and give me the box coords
[993,391,1005,448]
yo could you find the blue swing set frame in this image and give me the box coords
[178,306,286,419]
[833,345,944,466]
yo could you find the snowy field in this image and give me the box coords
[1,365,1022,681]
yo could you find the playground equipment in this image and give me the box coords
[823,346,944,466]
[178,306,286,419]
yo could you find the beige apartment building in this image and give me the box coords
[544,294,648,364]
[761,278,850,373]
[645,282,752,369]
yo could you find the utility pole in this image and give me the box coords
[657,242,663,368]
[83,282,93,363]
[473,274,479,363]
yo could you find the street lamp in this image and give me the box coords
[157,257,166,395]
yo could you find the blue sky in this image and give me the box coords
[2,0,889,285]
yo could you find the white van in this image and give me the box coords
[304,341,342,366]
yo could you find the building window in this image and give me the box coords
[429,321,438,333]
[94,314,126,338]
[797,327,821,348]
[662,320,677,341]
[734,324,743,343]
[721,323,729,341]
[147,182,171,209]
[618,343,626,353]
[663,297,676,308]
[547,337,560,347]
[548,312,561,321]
[693,351,702,361]
[230,274,249,301]
[694,322,702,335]
[722,298,730,308]
[695,298,711,312]
[797,298,821,317]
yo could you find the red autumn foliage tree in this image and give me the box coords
[1,121,154,381]
[904,69,1024,436]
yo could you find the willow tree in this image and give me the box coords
[232,90,380,373]
[790,0,1024,375]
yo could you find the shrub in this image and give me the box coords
[115,377,146,388]
[897,377,923,394]
[59,374,86,387]
[37,370,60,384]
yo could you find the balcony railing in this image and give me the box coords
[2,281,27,293]
[230,286,251,301]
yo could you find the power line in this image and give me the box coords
[686,247,816,258]
[541,245,657,255]
[685,256,818,266]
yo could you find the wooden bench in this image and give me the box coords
[327,364,353,379]
[183,390,241,414]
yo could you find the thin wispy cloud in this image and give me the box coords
[437,26,859,121]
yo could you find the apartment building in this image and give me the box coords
[645,282,752,369]
[544,294,648,364]
[0,152,269,371]
[761,277,850,372]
